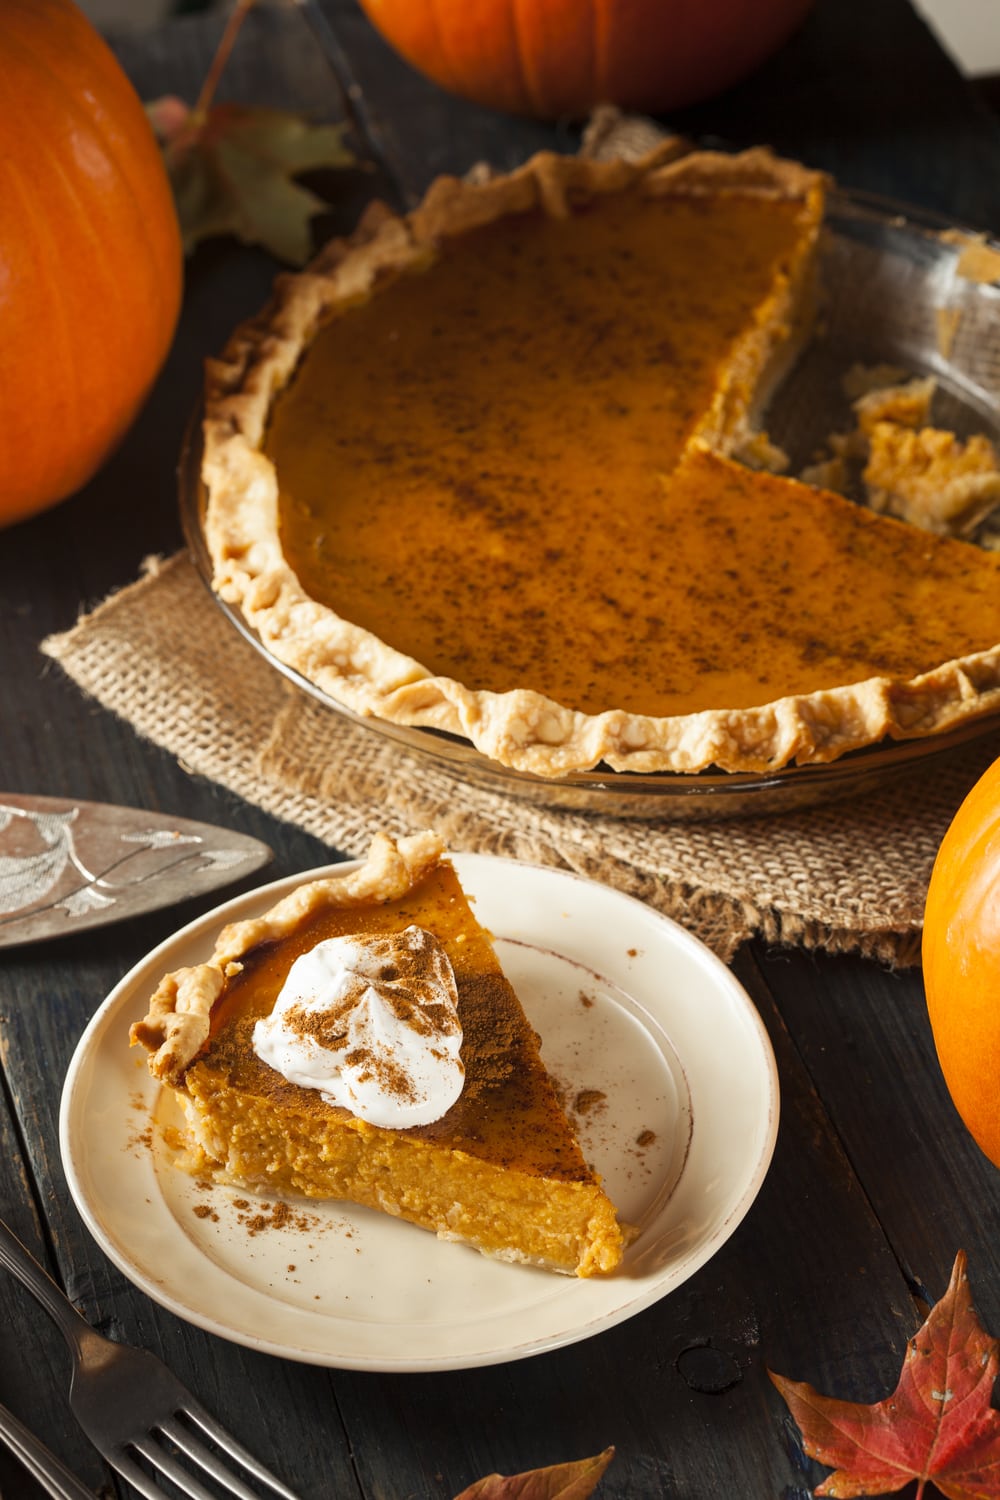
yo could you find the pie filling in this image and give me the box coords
[269,187,820,718]
[132,833,627,1276]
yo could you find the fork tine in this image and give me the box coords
[154,1416,269,1500]
[130,1435,222,1500]
[173,1400,301,1500]
[101,1449,170,1500]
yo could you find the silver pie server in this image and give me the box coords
[0,793,271,948]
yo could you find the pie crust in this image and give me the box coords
[201,143,1000,777]
[131,831,627,1277]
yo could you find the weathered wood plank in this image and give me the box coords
[0,1081,112,1497]
[755,943,1000,1334]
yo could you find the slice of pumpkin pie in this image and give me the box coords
[131,831,627,1277]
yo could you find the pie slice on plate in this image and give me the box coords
[200,142,1000,777]
[131,831,628,1276]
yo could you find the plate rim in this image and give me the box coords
[59,850,780,1371]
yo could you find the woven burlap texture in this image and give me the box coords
[41,551,1000,968]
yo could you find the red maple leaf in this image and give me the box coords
[454,1448,614,1499]
[770,1252,1000,1498]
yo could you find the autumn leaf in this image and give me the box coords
[770,1251,1000,1499]
[148,96,355,264]
[454,1448,615,1500]
[146,0,358,264]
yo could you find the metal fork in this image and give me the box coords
[0,1217,301,1500]
[0,1398,98,1500]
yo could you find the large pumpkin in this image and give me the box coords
[0,0,182,528]
[923,755,1000,1168]
[358,0,814,119]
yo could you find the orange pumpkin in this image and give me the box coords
[0,0,183,529]
[923,755,1000,1168]
[358,0,814,119]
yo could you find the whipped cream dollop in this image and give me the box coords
[252,925,465,1129]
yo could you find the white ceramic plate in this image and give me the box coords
[59,853,779,1371]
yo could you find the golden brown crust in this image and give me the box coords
[200,143,1000,777]
[130,830,444,1086]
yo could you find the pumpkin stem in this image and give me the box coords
[191,0,258,126]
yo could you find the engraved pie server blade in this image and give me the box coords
[0,794,272,949]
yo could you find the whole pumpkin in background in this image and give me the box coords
[923,756,1000,1169]
[0,0,182,529]
[357,0,814,118]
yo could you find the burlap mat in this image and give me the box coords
[41,551,1000,967]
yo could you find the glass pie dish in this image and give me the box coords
[179,188,1000,821]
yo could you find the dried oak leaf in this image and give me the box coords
[454,1448,615,1499]
[147,95,356,265]
[770,1251,1000,1499]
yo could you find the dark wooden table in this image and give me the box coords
[4,2,1000,1496]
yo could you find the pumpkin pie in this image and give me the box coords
[131,831,627,1277]
[200,142,1000,776]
